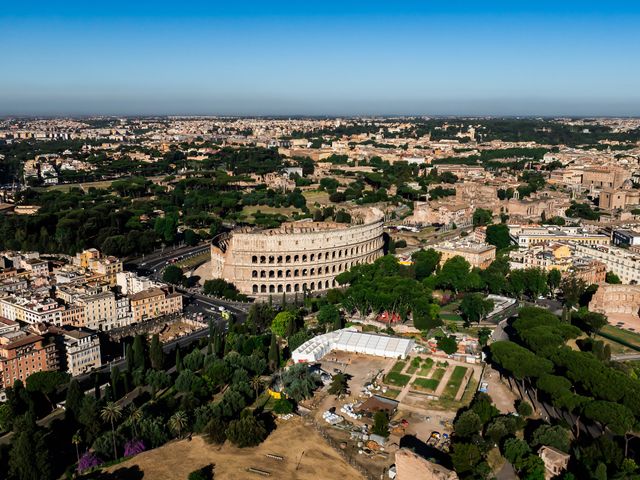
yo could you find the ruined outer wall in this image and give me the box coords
[211,219,384,299]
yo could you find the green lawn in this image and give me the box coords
[598,325,640,351]
[413,378,440,392]
[384,371,412,387]
[417,358,434,377]
[431,368,446,382]
[391,361,407,373]
[302,190,331,205]
[441,366,469,400]
[406,357,422,374]
[439,300,464,322]
[382,388,402,399]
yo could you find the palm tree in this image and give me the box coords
[251,375,264,399]
[71,430,82,465]
[100,402,123,460]
[128,406,143,438]
[168,411,189,439]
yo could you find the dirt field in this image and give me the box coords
[105,417,364,480]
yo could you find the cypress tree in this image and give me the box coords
[125,343,134,373]
[268,334,279,371]
[150,334,164,370]
[213,328,223,358]
[65,379,84,424]
[110,366,121,398]
[175,345,183,372]
[132,335,148,372]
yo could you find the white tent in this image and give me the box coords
[291,328,414,363]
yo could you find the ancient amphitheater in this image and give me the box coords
[211,208,385,299]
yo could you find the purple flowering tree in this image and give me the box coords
[77,451,101,472]
[124,439,146,457]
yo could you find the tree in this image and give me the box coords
[437,335,458,355]
[65,379,84,423]
[268,334,280,371]
[168,411,189,438]
[131,335,148,372]
[100,402,123,460]
[547,268,562,291]
[271,311,294,337]
[472,208,493,227]
[451,442,482,474]
[250,375,264,399]
[436,256,473,293]
[328,373,349,396]
[477,328,492,347]
[175,344,183,372]
[503,437,531,465]
[485,223,511,249]
[572,309,608,337]
[25,370,70,410]
[162,265,185,285]
[532,425,571,453]
[516,400,533,417]
[204,416,228,444]
[454,410,482,438]
[225,414,268,447]
[149,334,164,370]
[412,297,441,331]
[72,430,82,466]
[372,411,389,437]
[9,416,54,480]
[273,398,295,414]
[606,271,622,284]
[560,275,587,308]
[412,249,441,280]
[317,304,340,326]
[460,293,494,327]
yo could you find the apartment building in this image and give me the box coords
[0,295,64,325]
[77,291,117,331]
[574,244,640,284]
[433,241,496,269]
[0,331,58,389]
[130,287,183,323]
[509,225,610,249]
[60,328,101,376]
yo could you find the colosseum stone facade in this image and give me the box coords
[211,208,385,299]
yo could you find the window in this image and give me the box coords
[252,270,258,278]
[252,255,258,263]
[253,285,258,293]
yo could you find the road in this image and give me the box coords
[127,242,210,275]
[612,353,640,361]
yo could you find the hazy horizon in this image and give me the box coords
[2,1,640,117]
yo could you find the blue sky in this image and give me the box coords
[1,1,640,116]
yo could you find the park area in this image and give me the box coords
[107,416,363,480]
[382,355,480,411]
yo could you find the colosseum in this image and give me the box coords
[210,208,385,299]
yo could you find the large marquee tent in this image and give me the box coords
[292,328,414,363]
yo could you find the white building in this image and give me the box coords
[62,328,101,376]
[292,328,414,363]
[573,243,640,284]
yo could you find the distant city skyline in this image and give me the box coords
[2,1,640,116]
